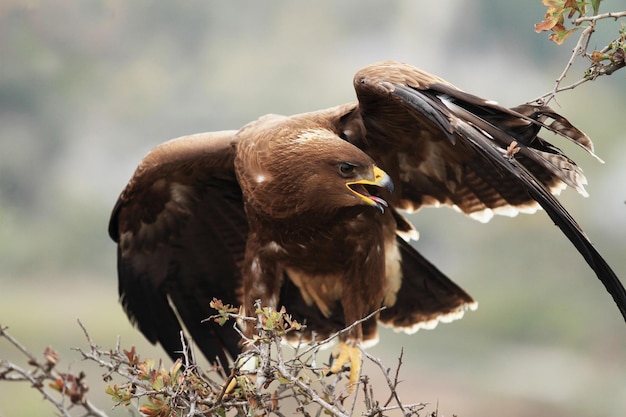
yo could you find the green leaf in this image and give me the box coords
[591,0,602,15]
[151,376,164,390]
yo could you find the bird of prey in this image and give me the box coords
[109,61,626,388]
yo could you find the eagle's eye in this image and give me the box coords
[338,162,357,176]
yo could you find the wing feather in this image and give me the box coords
[379,237,477,332]
[350,61,626,322]
[109,131,246,367]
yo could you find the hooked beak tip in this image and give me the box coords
[373,166,394,194]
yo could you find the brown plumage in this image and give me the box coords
[109,61,626,384]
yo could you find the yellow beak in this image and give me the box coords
[346,166,394,213]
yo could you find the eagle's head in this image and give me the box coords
[235,117,394,220]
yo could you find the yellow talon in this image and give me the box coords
[223,355,258,395]
[224,375,239,394]
[329,342,362,392]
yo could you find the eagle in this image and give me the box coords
[109,61,626,388]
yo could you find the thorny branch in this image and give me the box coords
[0,306,438,417]
[0,325,108,417]
[360,348,427,417]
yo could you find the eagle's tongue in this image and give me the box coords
[370,195,388,207]
[369,195,388,213]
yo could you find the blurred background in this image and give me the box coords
[1,1,625,415]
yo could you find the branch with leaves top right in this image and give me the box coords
[534,0,626,105]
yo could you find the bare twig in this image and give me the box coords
[535,24,596,106]
[361,348,406,417]
[274,340,350,417]
[0,360,73,417]
[0,324,109,417]
[575,10,626,23]
[359,349,427,417]
[292,307,386,361]
[1,324,42,366]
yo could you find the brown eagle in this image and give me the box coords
[109,61,626,386]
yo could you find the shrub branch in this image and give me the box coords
[0,304,439,417]
[534,0,626,105]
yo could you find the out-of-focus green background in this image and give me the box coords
[1,1,625,416]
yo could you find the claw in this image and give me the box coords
[223,355,258,395]
[328,342,362,392]
[224,375,239,394]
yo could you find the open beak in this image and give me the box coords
[346,166,394,213]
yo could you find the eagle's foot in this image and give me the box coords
[222,355,258,396]
[328,341,362,392]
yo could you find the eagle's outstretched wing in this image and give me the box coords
[340,61,625,322]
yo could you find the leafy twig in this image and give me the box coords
[2,305,441,417]
[534,0,626,105]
